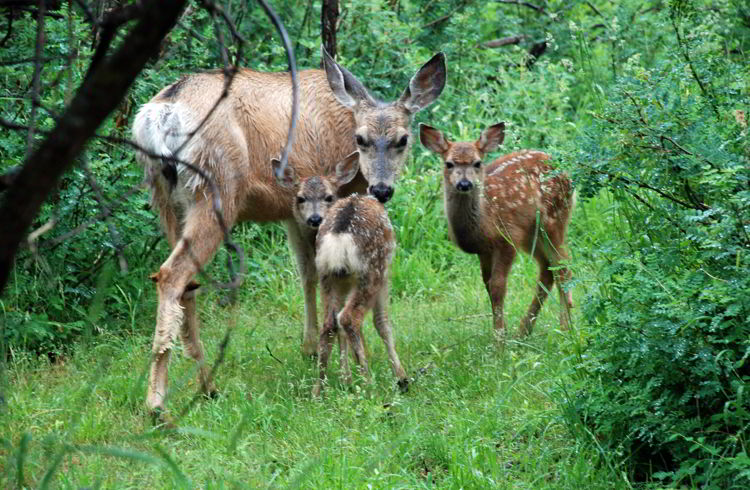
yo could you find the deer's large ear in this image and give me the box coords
[419,124,450,155]
[272,158,296,189]
[322,45,375,109]
[477,123,505,155]
[335,151,360,187]
[398,52,447,114]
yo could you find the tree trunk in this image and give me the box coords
[0,0,187,293]
[321,0,339,60]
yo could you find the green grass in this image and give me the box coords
[0,171,621,487]
[0,205,625,488]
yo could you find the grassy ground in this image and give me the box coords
[1,193,624,489]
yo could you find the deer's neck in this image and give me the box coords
[444,187,486,255]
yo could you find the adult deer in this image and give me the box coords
[131,47,445,415]
[419,123,574,337]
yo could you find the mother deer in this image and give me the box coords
[132,47,446,415]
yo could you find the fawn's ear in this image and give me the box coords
[419,123,450,155]
[335,151,360,187]
[272,158,297,189]
[476,123,505,155]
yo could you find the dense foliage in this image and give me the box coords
[1,0,749,485]
[561,2,750,486]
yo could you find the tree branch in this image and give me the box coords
[479,34,526,48]
[0,0,188,293]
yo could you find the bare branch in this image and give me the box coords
[585,1,602,17]
[25,0,46,159]
[479,35,527,48]
[255,0,299,182]
[496,0,546,14]
[81,158,128,273]
[0,7,13,46]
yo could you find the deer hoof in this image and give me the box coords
[150,407,176,429]
[397,378,410,393]
[203,388,220,400]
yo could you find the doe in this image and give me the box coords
[419,123,575,336]
[131,48,445,415]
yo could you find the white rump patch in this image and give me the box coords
[316,233,365,276]
[132,102,208,193]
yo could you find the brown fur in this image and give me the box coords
[420,123,575,337]
[133,50,444,414]
[313,195,407,396]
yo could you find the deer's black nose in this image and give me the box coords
[307,214,323,227]
[456,179,473,192]
[369,183,394,203]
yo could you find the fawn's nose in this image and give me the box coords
[456,179,473,192]
[369,183,394,203]
[307,214,323,228]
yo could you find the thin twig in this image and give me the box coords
[0,7,13,46]
[266,344,284,365]
[81,158,128,273]
[496,0,546,14]
[25,0,46,159]
[479,35,527,48]
[255,0,299,182]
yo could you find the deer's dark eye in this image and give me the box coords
[324,195,334,203]
[396,135,408,148]
[355,135,370,148]
[473,161,482,169]
[445,161,455,169]
[296,196,305,204]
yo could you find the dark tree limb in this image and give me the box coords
[25,0,45,159]
[496,0,546,14]
[525,40,547,69]
[479,35,526,48]
[321,0,339,60]
[0,0,188,293]
[0,7,13,46]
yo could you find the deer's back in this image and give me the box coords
[482,151,573,251]
[316,195,394,282]
[133,68,358,222]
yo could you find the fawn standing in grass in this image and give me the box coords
[419,123,575,337]
[274,152,408,396]
[272,151,360,385]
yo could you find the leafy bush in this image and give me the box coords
[562,2,750,486]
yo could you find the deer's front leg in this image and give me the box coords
[285,221,319,357]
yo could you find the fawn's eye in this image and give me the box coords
[296,196,305,204]
[355,135,370,147]
[324,195,334,203]
[445,161,455,169]
[396,135,408,148]
[473,161,482,169]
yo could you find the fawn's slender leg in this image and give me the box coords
[337,286,373,379]
[372,287,408,390]
[520,253,554,337]
[487,246,516,335]
[313,280,338,397]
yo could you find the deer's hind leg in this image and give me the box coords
[337,277,381,381]
[314,279,341,397]
[147,195,231,415]
[372,286,408,391]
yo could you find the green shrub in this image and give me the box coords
[562,3,750,486]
